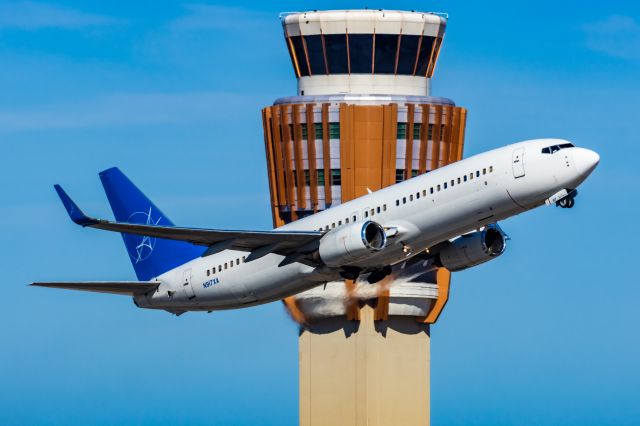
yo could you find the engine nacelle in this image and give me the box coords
[318,221,387,267]
[437,225,507,272]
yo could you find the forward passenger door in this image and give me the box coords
[512,148,525,178]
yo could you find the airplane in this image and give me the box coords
[32,138,599,315]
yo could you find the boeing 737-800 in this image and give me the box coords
[33,139,599,315]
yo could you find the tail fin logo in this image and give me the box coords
[125,207,162,263]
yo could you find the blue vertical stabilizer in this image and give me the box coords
[99,167,204,281]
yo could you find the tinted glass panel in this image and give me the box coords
[290,36,309,76]
[329,122,340,138]
[324,33,349,74]
[415,36,436,76]
[305,35,326,75]
[396,35,420,75]
[331,169,341,185]
[413,123,421,139]
[397,122,406,139]
[374,34,398,74]
[349,34,373,73]
[286,37,300,77]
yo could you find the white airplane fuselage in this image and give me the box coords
[134,139,599,313]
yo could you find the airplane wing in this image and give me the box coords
[54,185,323,256]
[30,281,159,295]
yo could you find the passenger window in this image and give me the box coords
[416,192,420,199]
[396,200,400,206]
[207,269,210,276]
[483,168,486,175]
[345,218,349,224]
[437,185,441,191]
[364,211,369,217]
[325,225,329,231]
[353,215,357,222]
[376,206,381,213]
[489,166,493,173]
[476,171,480,177]
[464,175,467,182]
[410,195,413,201]
[224,263,228,270]
[457,177,461,184]
[444,182,447,189]
[242,256,246,262]
[470,173,473,180]
[332,223,336,228]
[403,197,407,204]
[338,220,342,226]
[422,190,426,196]
[218,265,222,272]
[451,179,454,186]
[383,204,387,211]
[430,187,434,194]
[236,259,240,266]
[370,208,375,216]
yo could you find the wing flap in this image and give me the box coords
[31,281,159,295]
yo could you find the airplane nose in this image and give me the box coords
[573,148,600,177]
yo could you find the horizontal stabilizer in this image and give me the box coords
[31,281,159,296]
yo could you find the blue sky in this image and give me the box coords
[1,1,638,425]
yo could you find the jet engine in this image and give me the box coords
[318,221,387,267]
[436,225,507,272]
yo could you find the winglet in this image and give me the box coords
[53,184,98,226]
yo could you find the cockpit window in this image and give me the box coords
[541,143,575,154]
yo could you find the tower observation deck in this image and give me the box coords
[260,10,467,425]
[282,10,446,96]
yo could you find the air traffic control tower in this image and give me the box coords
[261,10,466,425]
